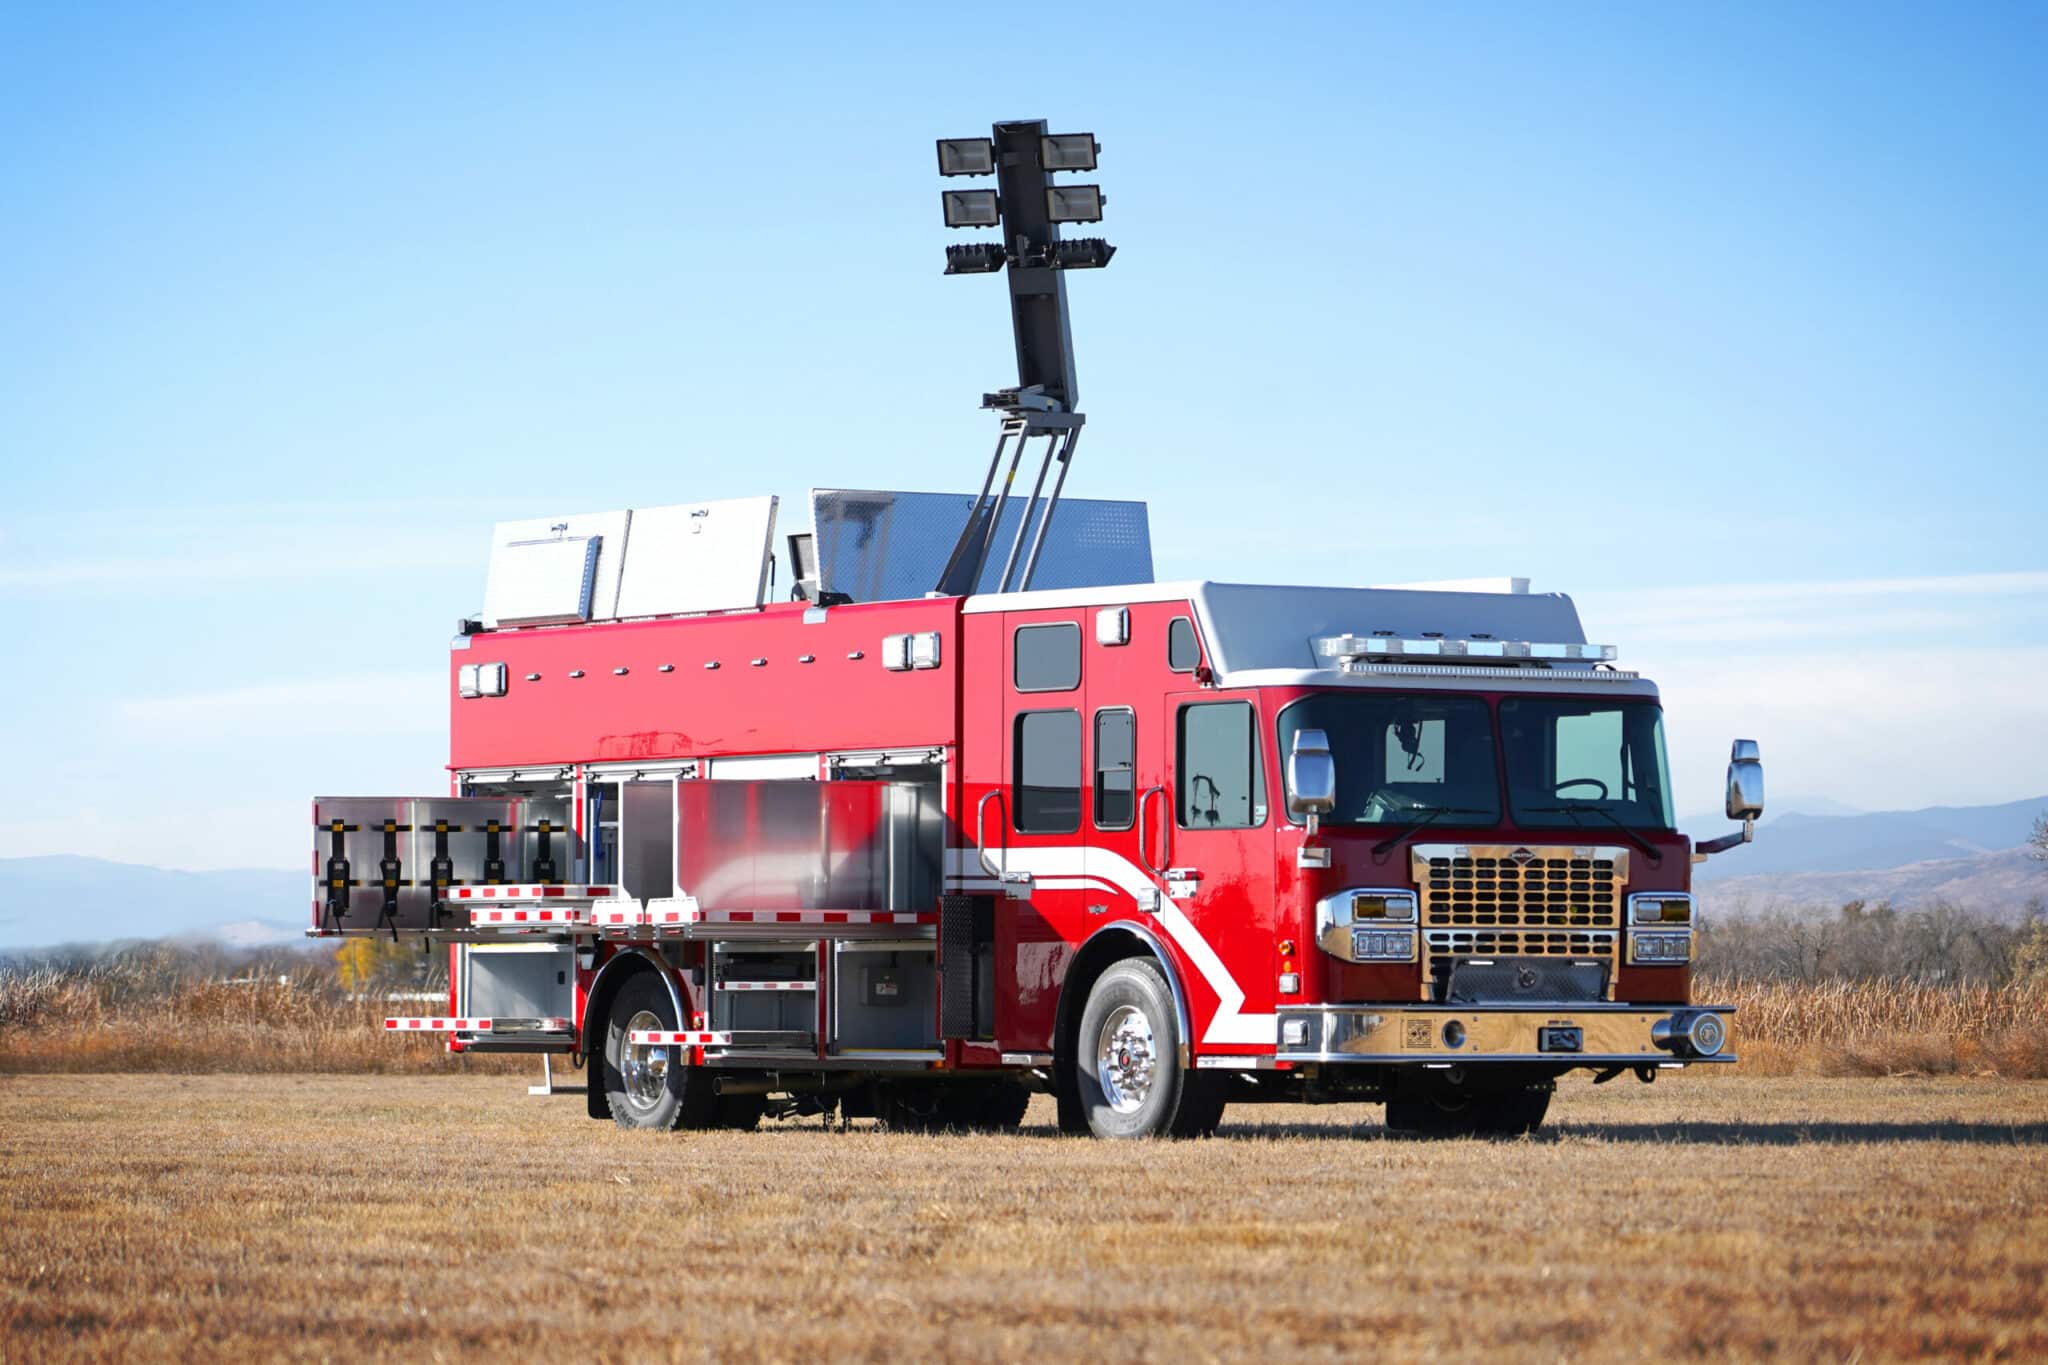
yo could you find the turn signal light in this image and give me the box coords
[1629,893,1695,925]
[1352,892,1417,922]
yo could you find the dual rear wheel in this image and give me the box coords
[601,975,763,1132]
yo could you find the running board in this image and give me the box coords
[385,1016,573,1035]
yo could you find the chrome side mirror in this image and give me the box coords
[1697,739,1764,858]
[1287,728,1337,838]
[1725,739,1764,822]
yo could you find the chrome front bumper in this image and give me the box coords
[1275,1003,1736,1066]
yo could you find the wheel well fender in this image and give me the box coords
[581,947,685,1118]
[1055,922,1194,1071]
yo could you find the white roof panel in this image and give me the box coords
[614,496,779,618]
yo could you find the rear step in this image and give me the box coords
[384,1016,577,1052]
[385,1016,574,1033]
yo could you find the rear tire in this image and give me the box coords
[1075,959,1211,1139]
[1384,1073,1553,1137]
[601,974,715,1131]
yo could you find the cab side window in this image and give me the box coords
[1014,709,1082,833]
[1167,617,1200,672]
[1093,708,1135,830]
[1015,623,1081,692]
[1176,701,1266,829]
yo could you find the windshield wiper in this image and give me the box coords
[1371,805,1494,860]
[1524,803,1663,865]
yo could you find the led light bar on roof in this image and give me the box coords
[1316,635,1618,665]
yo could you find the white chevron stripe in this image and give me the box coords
[944,846,1274,1046]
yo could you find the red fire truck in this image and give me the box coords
[311,121,1765,1138]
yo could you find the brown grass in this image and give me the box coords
[1698,976,2048,1078]
[1,1073,2044,1361]
[0,959,520,1075]
[6,961,2048,1078]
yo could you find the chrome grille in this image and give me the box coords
[1415,848,1624,928]
[1425,929,1618,957]
[1414,845,1628,1000]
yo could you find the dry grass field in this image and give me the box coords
[9,959,2048,1079]
[3,1072,2045,1361]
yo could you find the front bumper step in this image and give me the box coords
[1276,1004,1735,1066]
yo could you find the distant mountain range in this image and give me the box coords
[2,793,2044,949]
[0,856,308,954]
[1690,795,2047,881]
[1696,846,2046,923]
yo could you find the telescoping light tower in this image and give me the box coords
[930,119,1115,597]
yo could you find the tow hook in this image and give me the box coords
[1591,1064,1660,1086]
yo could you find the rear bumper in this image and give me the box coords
[1275,1003,1736,1066]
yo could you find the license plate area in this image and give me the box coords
[1538,1025,1583,1054]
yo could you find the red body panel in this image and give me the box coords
[449,599,960,770]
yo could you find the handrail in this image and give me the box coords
[974,789,1006,879]
[1137,785,1169,875]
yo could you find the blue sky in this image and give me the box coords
[2,3,2044,868]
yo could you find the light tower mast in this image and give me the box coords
[930,119,1115,597]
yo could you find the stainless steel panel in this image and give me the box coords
[811,488,1152,603]
[311,796,574,935]
[832,946,939,1051]
[618,780,675,901]
[613,496,779,618]
[462,944,577,1018]
[675,781,940,913]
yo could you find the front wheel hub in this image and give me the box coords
[1096,1004,1158,1113]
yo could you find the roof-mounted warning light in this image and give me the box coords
[1316,636,1620,666]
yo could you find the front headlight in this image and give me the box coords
[1628,930,1692,965]
[1317,888,1420,962]
[1629,892,1695,924]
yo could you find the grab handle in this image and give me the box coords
[1137,785,1170,875]
[975,789,1006,880]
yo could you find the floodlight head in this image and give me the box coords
[944,242,1007,275]
[1040,133,1099,171]
[1053,237,1115,270]
[936,137,996,176]
[942,189,1001,229]
[1045,184,1104,224]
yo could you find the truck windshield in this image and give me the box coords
[1500,698,1675,831]
[1276,694,1501,826]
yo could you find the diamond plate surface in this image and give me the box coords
[811,488,1152,603]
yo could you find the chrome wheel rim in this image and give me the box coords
[622,1009,669,1110]
[1096,1004,1157,1113]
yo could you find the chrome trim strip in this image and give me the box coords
[1411,842,1630,863]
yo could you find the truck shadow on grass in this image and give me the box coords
[1212,1119,2048,1146]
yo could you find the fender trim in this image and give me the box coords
[583,947,685,1055]
[1077,920,1195,1067]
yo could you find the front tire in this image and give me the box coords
[1074,959,1222,1139]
